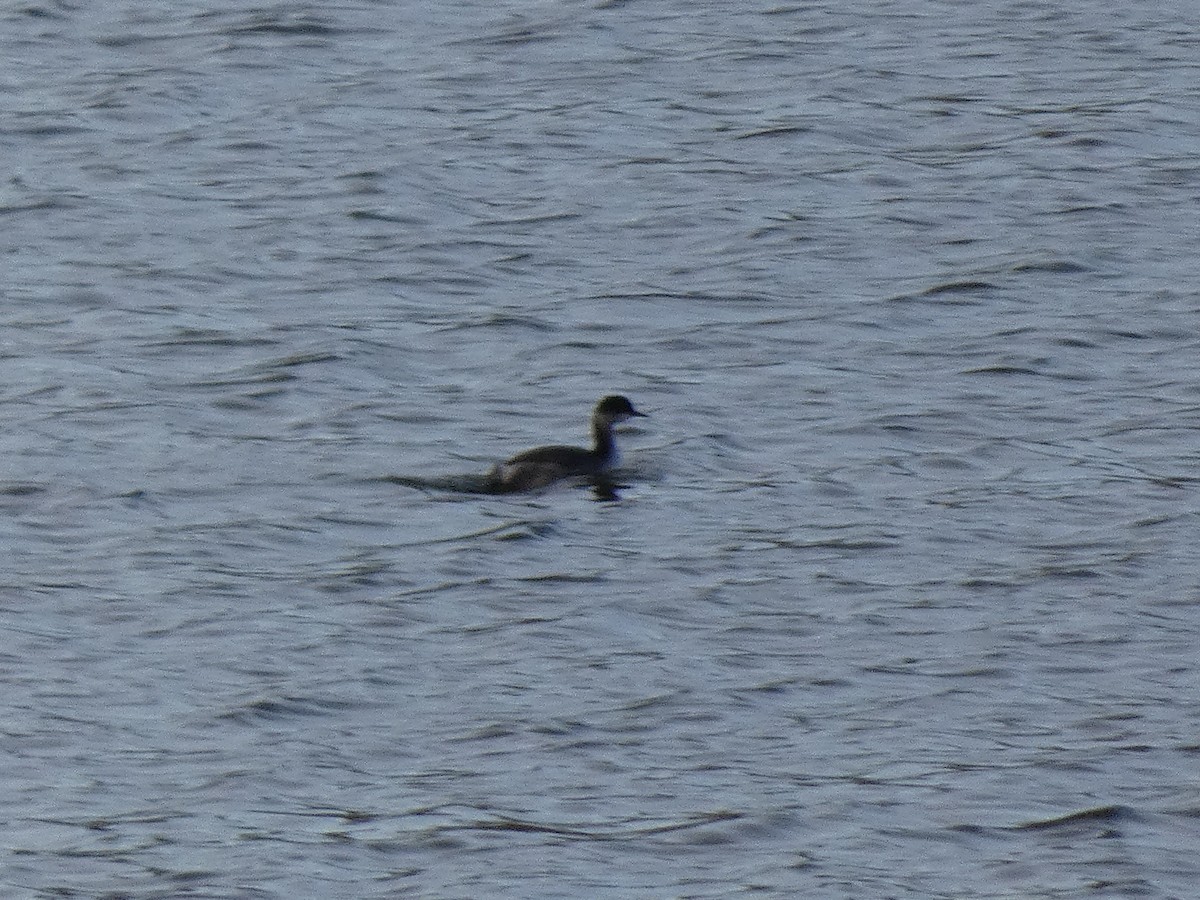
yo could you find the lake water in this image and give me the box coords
[3,1,1199,897]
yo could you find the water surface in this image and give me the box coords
[3,0,1199,897]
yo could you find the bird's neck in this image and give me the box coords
[591,416,616,462]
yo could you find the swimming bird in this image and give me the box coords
[486,395,647,493]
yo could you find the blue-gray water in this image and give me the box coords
[3,1,1199,897]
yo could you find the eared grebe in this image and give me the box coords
[486,395,647,493]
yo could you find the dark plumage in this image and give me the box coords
[486,395,646,493]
